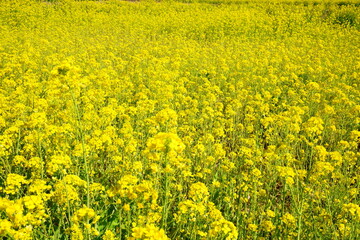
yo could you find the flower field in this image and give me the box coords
[0,0,359,239]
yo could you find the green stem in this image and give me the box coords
[69,89,91,209]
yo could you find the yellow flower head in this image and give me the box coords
[188,182,210,202]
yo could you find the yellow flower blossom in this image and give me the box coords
[4,174,29,195]
[129,224,169,240]
[281,213,296,227]
[102,230,117,240]
[188,182,209,202]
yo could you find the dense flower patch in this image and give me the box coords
[0,0,359,239]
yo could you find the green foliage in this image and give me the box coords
[334,9,357,26]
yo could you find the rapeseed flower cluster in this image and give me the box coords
[0,0,359,239]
